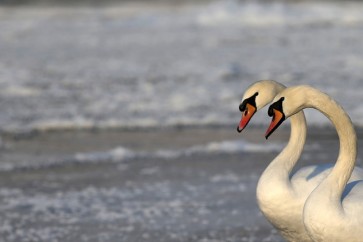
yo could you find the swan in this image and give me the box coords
[237,80,287,133]
[265,85,363,242]
[237,81,362,242]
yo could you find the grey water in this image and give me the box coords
[0,0,363,241]
[0,127,354,242]
[0,0,363,133]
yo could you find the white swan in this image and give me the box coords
[238,81,362,242]
[237,80,286,133]
[265,85,363,242]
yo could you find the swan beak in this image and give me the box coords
[237,103,256,133]
[265,108,285,139]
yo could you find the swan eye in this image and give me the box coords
[239,92,258,112]
[269,97,285,114]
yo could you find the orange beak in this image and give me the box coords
[237,103,256,133]
[265,108,285,139]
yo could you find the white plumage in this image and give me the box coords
[268,85,363,242]
[238,81,363,241]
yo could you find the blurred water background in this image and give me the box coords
[1,0,363,134]
[0,0,363,241]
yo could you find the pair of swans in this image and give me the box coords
[237,80,363,242]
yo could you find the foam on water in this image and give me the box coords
[0,177,255,241]
[1,1,363,133]
[78,139,283,162]
[0,139,283,171]
[197,1,363,27]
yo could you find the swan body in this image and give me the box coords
[238,81,362,242]
[266,85,363,242]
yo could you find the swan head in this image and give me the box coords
[237,80,285,132]
[265,85,309,139]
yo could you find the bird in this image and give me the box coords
[237,81,362,242]
[265,85,363,242]
[237,80,287,133]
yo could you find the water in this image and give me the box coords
[0,0,363,133]
[0,127,344,242]
[1,1,363,241]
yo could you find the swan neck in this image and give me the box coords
[281,111,307,173]
[307,90,357,199]
[266,110,307,179]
